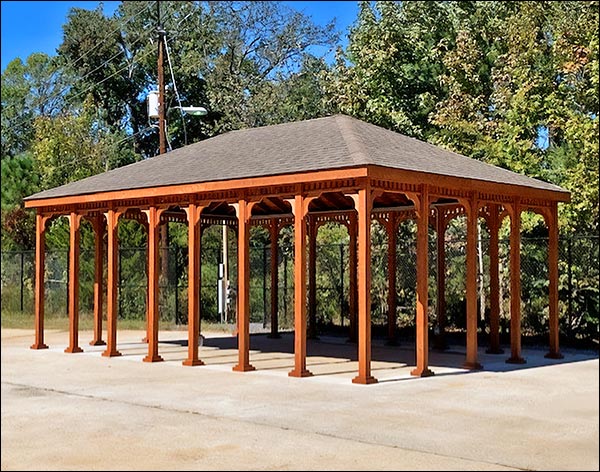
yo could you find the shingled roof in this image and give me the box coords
[25,114,568,201]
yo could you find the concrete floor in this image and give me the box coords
[1,328,598,471]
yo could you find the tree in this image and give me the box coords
[1,53,69,158]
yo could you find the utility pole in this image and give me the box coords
[157,1,169,282]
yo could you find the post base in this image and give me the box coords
[544,351,564,360]
[352,375,378,385]
[485,347,504,354]
[64,346,83,354]
[289,369,313,378]
[102,350,122,357]
[182,359,205,367]
[89,339,106,346]
[410,367,435,377]
[462,361,483,370]
[232,364,256,372]
[30,343,48,350]
[143,355,164,363]
[505,356,526,364]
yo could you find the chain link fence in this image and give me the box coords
[2,235,598,342]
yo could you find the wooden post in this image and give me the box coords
[31,213,49,350]
[463,195,482,369]
[506,201,526,364]
[90,215,106,346]
[352,187,377,384]
[486,204,503,354]
[307,216,318,339]
[65,212,83,353]
[348,211,358,342]
[141,219,150,344]
[545,204,563,359]
[183,203,204,366]
[233,199,255,372]
[289,194,312,377]
[411,187,434,377]
[102,209,122,357]
[268,221,281,338]
[434,209,448,350]
[143,207,163,363]
[386,214,398,344]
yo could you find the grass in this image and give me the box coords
[0,310,236,333]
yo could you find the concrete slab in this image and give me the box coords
[1,328,598,470]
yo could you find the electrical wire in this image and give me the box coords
[164,34,188,146]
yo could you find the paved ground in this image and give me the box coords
[1,328,598,471]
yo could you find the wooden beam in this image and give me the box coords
[31,213,49,350]
[289,194,312,377]
[410,187,434,377]
[183,203,204,366]
[506,201,526,364]
[486,204,503,354]
[90,215,106,346]
[352,188,377,384]
[463,194,482,369]
[102,209,122,357]
[65,212,83,354]
[143,207,164,363]
[233,199,255,372]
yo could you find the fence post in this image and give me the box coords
[20,251,25,312]
[65,250,69,315]
[174,245,179,325]
[118,246,122,318]
[340,243,344,327]
[567,236,573,336]
[283,252,288,322]
[263,245,267,328]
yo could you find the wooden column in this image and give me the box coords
[545,204,563,359]
[348,211,358,342]
[352,188,376,384]
[434,209,448,350]
[411,187,434,377]
[506,201,526,364]
[268,221,281,339]
[65,212,83,353]
[486,204,503,354]
[307,216,318,339]
[183,203,204,366]
[102,209,121,357]
[141,219,149,344]
[143,207,163,363]
[386,214,398,344]
[31,213,49,350]
[289,194,312,377]
[233,199,255,372]
[90,215,106,346]
[463,195,482,369]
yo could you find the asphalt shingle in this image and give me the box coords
[25,114,568,201]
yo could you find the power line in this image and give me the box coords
[6,3,197,134]
[164,34,188,145]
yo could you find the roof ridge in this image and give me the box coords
[334,114,370,166]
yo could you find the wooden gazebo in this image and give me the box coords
[24,114,570,384]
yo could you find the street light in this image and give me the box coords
[172,106,208,116]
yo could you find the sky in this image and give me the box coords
[0,1,360,71]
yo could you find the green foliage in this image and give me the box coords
[327,0,599,235]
